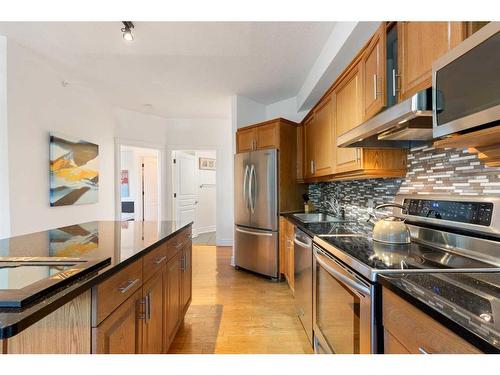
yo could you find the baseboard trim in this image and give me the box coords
[196,225,216,236]
[216,239,233,247]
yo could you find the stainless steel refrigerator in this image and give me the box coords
[234,149,279,279]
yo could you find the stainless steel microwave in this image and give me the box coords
[432,22,500,138]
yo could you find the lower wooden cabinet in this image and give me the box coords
[142,269,164,354]
[92,289,143,354]
[92,226,193,354]
[165,250,183,346]
[382,287,481,354]
[279,217,295,293]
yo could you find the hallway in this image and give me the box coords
[169,246,313,354]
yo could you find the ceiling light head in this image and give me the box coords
[121,21,134,41]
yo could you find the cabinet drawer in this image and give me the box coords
[166,228,191,261]
[92,259,143,326]
[382,288,481,354]
[143,244,167,282]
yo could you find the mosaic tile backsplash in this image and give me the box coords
[308,143,500,220]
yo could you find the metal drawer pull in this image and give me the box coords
[147,292,152,321]
[118,278,140,294]
[293,238,311,248]
[418,347,430,354]
[235,227,273,237]
[315,253,370,295]
[154,255,167,265]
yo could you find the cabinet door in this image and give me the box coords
[312,95,335,177]
[285,220,295,293]
[164,251,182,346]
[181,240,192,312]
[236,128,256,153]
[92,289,143,354]
[303,115,315,178]
[334,66,363,173]
[398,22,464,100]
[256,123,279,150]
[362,23,386,120]
[142,270,164,354]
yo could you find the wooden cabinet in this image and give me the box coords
[303,115,315,178]
[165,250,183,346]
[362,23,386,119]
[236,127,256,153]
[279,217,295,293]
[92,289,143,354]
[398,21,465,101]
[181,238,192,312]
[382,287,481,354]
[142,269,164,354]
[334,63,364,174]
[236,121,279,152]
[312,96,335,177]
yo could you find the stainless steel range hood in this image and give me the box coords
[337,88,434,148]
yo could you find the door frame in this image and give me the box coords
[114,137,165,221]
[166,144,217,236]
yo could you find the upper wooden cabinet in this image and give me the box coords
[312,96,335,176]
[236,120,280,152]
[398,21,465,101]
[362,23,387,119]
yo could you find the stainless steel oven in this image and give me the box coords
[433,22,500,138]
[313,244,375,354]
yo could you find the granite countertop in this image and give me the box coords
[0,220,191,339]
[379,272,500,353]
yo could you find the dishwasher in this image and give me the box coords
[294,227,313,345]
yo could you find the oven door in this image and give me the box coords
[313,245,373,354]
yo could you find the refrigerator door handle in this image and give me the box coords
[235,227,273,237]
[243,165,250,210]
[249,164,256,213]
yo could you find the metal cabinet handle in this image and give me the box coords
[179,256,185,271]
[293,237,311,249]
[418,347,430,354]
[235,227,273,237]
[154,255,167,265]
[373,74,378,100]
[314,251,370,295]
[118,278,140,294]
[392,69,400,97]
[147,292,152,321]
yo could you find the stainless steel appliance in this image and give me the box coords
[293,228,313,344]
[312,194,500,354]
[337,88,433,149]
[433,22,500,138]
[234,149,279,278]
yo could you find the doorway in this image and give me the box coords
[172,150,216,244]
[120,145,160,221]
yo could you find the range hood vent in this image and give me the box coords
[337,88,434,148]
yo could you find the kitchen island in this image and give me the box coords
[0,220,192,354]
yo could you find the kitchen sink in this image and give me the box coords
[292,213,345,223]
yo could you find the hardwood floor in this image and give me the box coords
[168,245,313,354]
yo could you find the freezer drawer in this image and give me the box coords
[234,226,279,278]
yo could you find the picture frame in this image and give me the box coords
[199,157,216,170]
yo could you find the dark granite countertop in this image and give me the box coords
[0,220,191,339]
[379,272,500,353]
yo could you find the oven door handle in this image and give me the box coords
[315,252,370,296]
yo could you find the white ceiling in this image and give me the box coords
[0,22,336,118]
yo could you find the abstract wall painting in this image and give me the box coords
[49,133,99,206]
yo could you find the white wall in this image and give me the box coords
[265,96,309,123]
[231,95,266,129]
[195,150,216,234]
[0,36,10,238]
[6,41,116,236]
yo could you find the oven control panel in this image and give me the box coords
[403,198,493,226]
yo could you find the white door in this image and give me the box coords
[142,156,159,221]
[173,151,197,230]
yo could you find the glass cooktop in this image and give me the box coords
[319,235,498,272]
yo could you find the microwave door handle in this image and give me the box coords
[314,252,370,296]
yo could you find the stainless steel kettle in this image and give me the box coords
[368,203,411,244]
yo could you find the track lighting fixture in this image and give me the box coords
[121,21,134,41]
